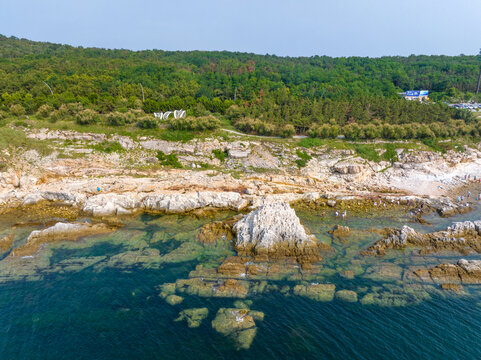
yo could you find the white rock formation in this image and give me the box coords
[233,202,317,256]
[142,192,248,213]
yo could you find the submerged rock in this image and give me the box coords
[293,283,336,302]
[0,233,13,252]
[211,308,263,350]
[11,222,115,257]
[233,203,319,261]
[330,225,350,238]
[165,294,184,306]
[195,220,234,244]
[335,290,358,302]
[175,308,208,328]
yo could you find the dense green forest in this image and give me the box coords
[0,34,480,139]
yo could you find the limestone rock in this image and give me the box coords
[417,259,481,284]
[83,194,141,216]
[12,222,115,257]
[143,192,247,213]
[367,220,481,255]
[233,203,318,261]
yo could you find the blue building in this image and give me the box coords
[402,90,429,101]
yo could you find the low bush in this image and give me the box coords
[212,149,228,162]
[166,115,220,131]
[156,150,183,169]
[136,117,158,129]
[75,109,100,125]
[90,141,124,153]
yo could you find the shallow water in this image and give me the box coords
[0,205,481,359]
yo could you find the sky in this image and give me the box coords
[1,0,480,57]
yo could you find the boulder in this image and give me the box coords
[233,203,318,261]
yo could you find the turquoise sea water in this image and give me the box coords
[0,205,481,359]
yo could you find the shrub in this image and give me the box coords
[9,104,25,117]
[225,105,245,121]
[66,102,84,114]
[35,104,53,118]
[91,141,124,153]
[279,124,295,138]
[105,112,126,126]
[76,109,100,125]
[48,110,61,123]
[235,118,275,136]
[167,115,220,131]
[136,117,158,129]
[156,150,183,169]
[212,149,228,162]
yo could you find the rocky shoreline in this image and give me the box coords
[3,128,481,349]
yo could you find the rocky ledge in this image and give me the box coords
[10,222,116,257]
[233,202,319,262]
[364,220,481,256]
[414,259,481,285]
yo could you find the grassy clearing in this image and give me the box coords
[160,130,195,142]
[0,126,53,156]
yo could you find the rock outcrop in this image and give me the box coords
[365,220,481,255]
[11,222,115,257]
[414,259,481,284]
[232,203,319,261]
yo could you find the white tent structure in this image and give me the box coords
[154,110,187,120]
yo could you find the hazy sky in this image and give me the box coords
[1,0,480,57]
